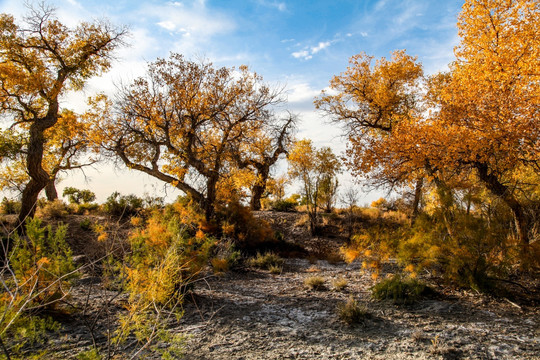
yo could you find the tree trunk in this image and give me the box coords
[45,178,58,201]
[475,163,529,253]
[250,168,269,211]
[410,177,424,225]
[18,115,57,229]
[204,174,219,221]
[250,183,265,211]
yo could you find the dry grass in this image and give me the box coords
[332,278,348,291]
[337,297,370,325]
[304,276,326,291]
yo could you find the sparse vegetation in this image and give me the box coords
[248,252,284,271]
[371,274,428,304]
[36,199,69,219]
[337,296,370,325]
[304,276,326,291]
[332,278,348,291]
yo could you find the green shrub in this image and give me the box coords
[80,218,92,231]
[1,218,76,358]
[70,202,100,215]
[62,187,96,205]
[398,208,515,290]
[211,241,241,274]
[337,297,370,325]
[1,197,21,215]
[371,274,427,304]
[304,276,326,291]
[248,252,284,270]
[271,199,297,212]
[103,191,143,218]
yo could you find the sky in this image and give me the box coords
[0,0,465,205]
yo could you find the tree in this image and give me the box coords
[288,139,341,235]
[234,113,297,210]
[93,54,284,220]
[314,50,425,220]
[62,187,96,204]
[0,110,98,201]
[0,3,127,226]
[318,174,339,213]
[424,0,540,247]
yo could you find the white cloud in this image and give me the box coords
[291,40,333,60]
[157,21,177,31]
[287,83,320,104]
[311,41,331,54]
[292,50,312,60]
[143,1,235,39]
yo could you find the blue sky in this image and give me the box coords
[0,0,465,203]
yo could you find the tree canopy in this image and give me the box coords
[0,3,127,225]
[93,54,286,219]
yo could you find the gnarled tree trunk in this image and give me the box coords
[45,178,58,201]
[18,114,57,228]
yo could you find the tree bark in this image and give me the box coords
[250,183,265,211]
[204,174,219,221]
[475,163,529,246]
[410,177,424,225]
[45,178,58,201]
[250,168,270,211]
[18,114,57,228]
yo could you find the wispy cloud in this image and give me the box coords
[146,1,235,38]
[257,0,287,12]
[291,40,334,60]
[292,50,312,60]
[311,41,331,54]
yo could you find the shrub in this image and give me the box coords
[1,197,20,215]
[271,199,297,212]
[248,252,284,270]
[337,297,370,325]
[398,208,517,290]
[114,208,214,357]
[217,201,277,252]
[70,202,100,215]
[268,264,283,274]
[80,218,92,231]
[371,274,427,304]
[36,199,69,219]
[211,258,230,274]
[103,191,143,218]
[304,276,326,291]
[332,278,348,291]
[62,187,96,205]
[1,218,76,358]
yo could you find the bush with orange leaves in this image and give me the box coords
[217,201,277,253]
[112,199,215,358]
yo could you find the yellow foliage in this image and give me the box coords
[342,247,361,264]
[211,258,229,274]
